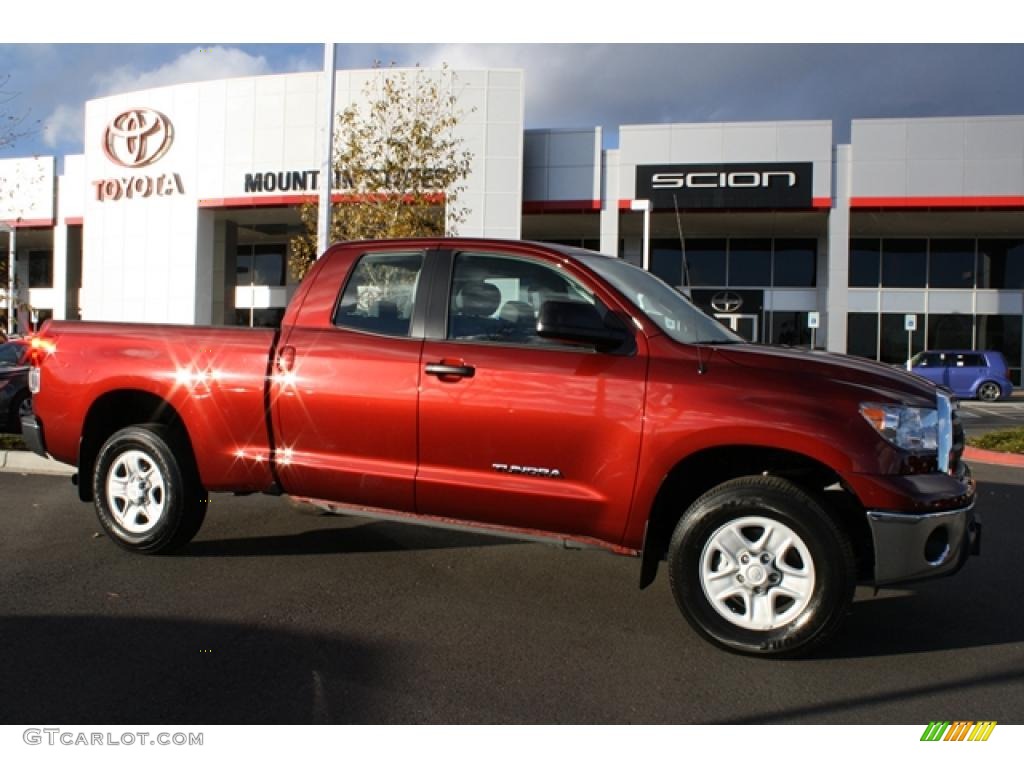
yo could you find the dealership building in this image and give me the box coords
[2,66,1023,383]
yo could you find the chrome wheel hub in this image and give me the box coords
[700,515,816,631]
[106,449,167,534]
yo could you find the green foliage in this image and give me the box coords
[967,428,1024,455]
[290,64,474,280]
[0,433,27,451]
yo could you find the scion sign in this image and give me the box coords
[636,162,813,210]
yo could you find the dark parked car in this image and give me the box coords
[0,339,31,433]
[909,349,1014,401]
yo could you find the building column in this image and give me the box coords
[52,221,68,320]
[826,144,852,353]
[599,149,620,257]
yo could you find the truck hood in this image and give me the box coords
[712,343,939,406]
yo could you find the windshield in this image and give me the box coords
[570,250,743,345]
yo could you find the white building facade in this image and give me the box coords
[1,68,1023,383]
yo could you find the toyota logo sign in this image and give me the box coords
[710,291,743,313]
[103,109,173,168]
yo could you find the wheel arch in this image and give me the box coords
[77,390,197,502]
[639,445,873,589]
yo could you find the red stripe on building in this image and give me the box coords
[851,196,1024,209]
[0,219,55,229]
[199,193,446,209]
[618,199,833,211]
[522,200,602,214]
[64,217,84,226]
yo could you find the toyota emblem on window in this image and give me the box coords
[103,109,174,168]
[711,291,743,313]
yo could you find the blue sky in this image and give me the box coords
[2,42,1024,162]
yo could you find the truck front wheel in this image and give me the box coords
[667,475,855,657]
[92,424,207,554]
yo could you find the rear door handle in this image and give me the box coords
[425,362,475,379]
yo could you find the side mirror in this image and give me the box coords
[536,300,633,353]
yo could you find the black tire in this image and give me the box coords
[7,391,29,433]
[976,381,1002,402]
[667,475,855,658]
[92,424,207,554]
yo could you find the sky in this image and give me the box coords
[1,5,1023,163]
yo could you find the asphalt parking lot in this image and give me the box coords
[1,463,1022,725]
[959,394,1024,436]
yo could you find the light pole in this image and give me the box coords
[0,222,14,336]
[630,199,651,271]
[317,43,337,258]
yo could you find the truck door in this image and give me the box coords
[416,249,647,544]
[271,248,428,512]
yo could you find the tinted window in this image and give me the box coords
[237,244,287,286]
[684,238,727,287]
[928,314,973,350]
[847,313,878,360]
[881,239,927,288]
[333,252,423,337]
[880,313,924,364]
[29,250,53,289]
[769,311,812,346]
[448,251,602,347]
[650,240,683,288]
[977,239,1024,289]
[773,239,817,287]
[929,239,975,289]
[849,239,880,287]
[977,314,1022,370]
[0,342,26,366]
[728,239,771,287]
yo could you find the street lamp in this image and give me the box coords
[0,222,14,336]
[630,199,651,271]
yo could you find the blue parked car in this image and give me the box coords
[909,349,1014,402]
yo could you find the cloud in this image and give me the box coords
[92,46,271,97]
[41,104,80,149]
[40,46,271,150]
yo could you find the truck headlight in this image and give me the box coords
[860,403,938,452]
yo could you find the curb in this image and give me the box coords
[963,446,1024,468]
[0,450,75,476]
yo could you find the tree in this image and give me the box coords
[0,73,39,152]
[289,64,474,280]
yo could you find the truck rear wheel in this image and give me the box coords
[667,475,855,657]
[92,424,207,554]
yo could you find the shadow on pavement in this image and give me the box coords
[182,519,514,558]
[0,614,390,724]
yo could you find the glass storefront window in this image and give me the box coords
[927,313,974,350]
[237,244,287,286]
[978,314,1023,385]
[728,239,771,287]
[849,239,880,287]
[847,313,879,359]
[650,240,683,288]
[977,239,1024,290]
[772,239,817,288]
[29,250,53,289]
[684,238,727,287]
[929,239,975,289]
[880,313,925,365]
[769,311,812,346]
[881,239,927,288]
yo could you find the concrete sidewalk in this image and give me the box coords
[0,450,75,476]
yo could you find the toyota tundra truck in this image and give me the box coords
[22,238,980,656]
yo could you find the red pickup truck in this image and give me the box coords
[23,238,979,656]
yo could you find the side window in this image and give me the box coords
[962,353,986,368]
[448,251,603,347]
[333,251,423,337]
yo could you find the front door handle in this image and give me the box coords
[425,361,475,380]
[277,345,296,373]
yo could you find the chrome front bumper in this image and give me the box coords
[866,500,981,586]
